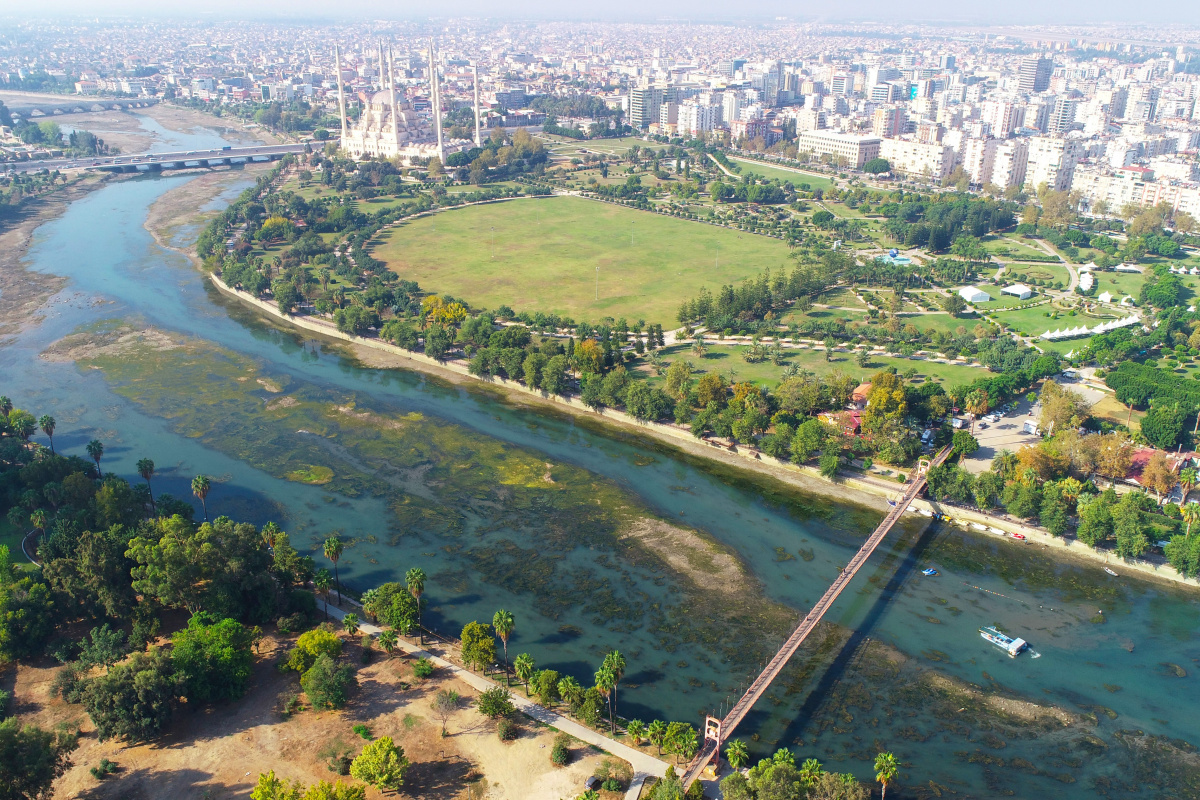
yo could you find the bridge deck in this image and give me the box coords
[681,446,951,787]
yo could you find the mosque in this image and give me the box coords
[334,39,479,164]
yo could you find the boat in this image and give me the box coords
[980,626,1029,657]
[1104,567,1118,577]
[1011,533,1027,541]
[922,568,939,577]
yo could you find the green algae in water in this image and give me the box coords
[286,464,334,484]
[797,547,815,562]
[774,547,797,562]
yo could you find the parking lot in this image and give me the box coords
[959,397,1043,474]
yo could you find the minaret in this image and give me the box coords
[429,38,444,162]
[388,46,399,150]
[334,44,348,148]
[472,62,483,148]
[378,41,385,91]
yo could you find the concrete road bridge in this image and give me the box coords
[3,143,308,175]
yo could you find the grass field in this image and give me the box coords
[1005,262,1071,287]
[991,304,1074,336]
[1092,270,1147,299]
[371,195,791,324]
[637,343,984,389]
[728,157,835,190]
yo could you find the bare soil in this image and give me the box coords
[143,163,273,261]
[622,517,747,595]
[9,630,614,800]
[41,324,185,363]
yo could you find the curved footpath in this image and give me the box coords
[321,601,667,800]
[206,273,1199,592]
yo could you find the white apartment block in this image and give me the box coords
[796,130,881,168]
[879,138,955,181]
[992,140,1029,190]
[677,103,721,136]
[1025,136,1084,192]
[980,100,1022,138]
[960,137,999,185]
[1072,165,1200,218]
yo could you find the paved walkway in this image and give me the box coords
[323,603,667,800]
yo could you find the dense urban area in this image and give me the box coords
[4,12,1200,800]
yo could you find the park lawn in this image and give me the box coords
[990,304,1069,337]
[728,157,835,190]
[0,517,32,572]
[370,194,791,325]
[985,235,1048,260]
[779,306,869,328]
[640,343,983,390]
[897,312,979,338]
[1005,261,1071,287]
[1093,270,1147,299]
[1091,391,1145,429]
[1035,336,1087,356]
[973,292,1043,310]
[817,286,869,309]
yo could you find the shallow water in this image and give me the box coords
[3,150,1199,797]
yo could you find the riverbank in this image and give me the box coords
[0,173,117,342]
[205,273,1200,593]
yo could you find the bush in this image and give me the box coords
[301,654,354,710]
[602,778,623,791]
[551,738,570,766]
[412,657,434,679]
[171,615,256,704]
[497,718,518,741]
[353,723,373,740]
[276,613,309,634]
[90,759,118,779]
[477,687,516,719]
[285,628,343,673]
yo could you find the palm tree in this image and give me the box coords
[86,439,104,477]
[1180,467,1198,503]
[626,719,645,746]
[191,474,211,521]
[1183,503,1200,538]
[595,665,616,733]
[874,752,900,800]
[38,415,56,454]
[964,389,991,432]
[647,720,667,755]
[514,653,536,696]
[30,509,47,537]
[726,739,749,770]
[342,613,359,635]
[406,566,426,642]
[0,396,10,416]
[324,535,344,604]
[314,568,332,620]
[603,650,626,720]
[260,521,281,550]
[379,629,398,658]
[492,609,515,684]
[136,458,155,513]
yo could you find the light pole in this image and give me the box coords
[491,226,495,259]
[631,221,635,247]
[595,266,599,301]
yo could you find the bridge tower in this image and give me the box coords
[700,715,723,776]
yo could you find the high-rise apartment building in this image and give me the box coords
[992,139,1030,189]
[1048,98,1079,135]
[961,137,1000,185]
[872,106,907,138]
[1018,56,1053,93]
[629,85,664,129]
[1026,136,1084,192]
[721,91,741,128]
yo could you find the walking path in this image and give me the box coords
[322,602,667,800]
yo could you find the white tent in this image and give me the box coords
[1003,284,1034,300]
[958,286,991,303]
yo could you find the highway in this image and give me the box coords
[2,143,308,174]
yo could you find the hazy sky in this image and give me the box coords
[20,1,1200,26]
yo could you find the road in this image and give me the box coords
[2,143,307,174]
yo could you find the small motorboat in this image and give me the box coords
[1104,567,1118,577]
[1011,533,1026,541]
[922,568,939,577]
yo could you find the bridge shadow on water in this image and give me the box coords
[764,517,945,750]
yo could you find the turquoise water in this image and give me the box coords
[3,166,1199,796]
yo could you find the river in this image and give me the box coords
[2,117,1198,798]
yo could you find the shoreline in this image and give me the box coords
[203,272,1198,593]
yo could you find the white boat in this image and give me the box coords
[1104,567,1118,577]
[988,527,1006,535]
[971,523,987,531]
[980,626,1029,657]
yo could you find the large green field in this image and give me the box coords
[728,157,835,190]
[371,195,791,324]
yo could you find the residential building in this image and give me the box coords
[796,129,881,168]
[872,106,907,138]
[879,138,955,181]
[1048,97,1079,135]
[992,139,1030,189]
[1018,56,1053,93]
[1026,136,1084,192]
[961,136,999,185]
[629,85,664,129]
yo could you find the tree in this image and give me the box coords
[37,415,55,454]
[0,575,55,661]
[1113,492,1152,559]
[285,628,343,673]
[191,475,211,521]
[595,665,616,733]
[874,752,899,800]
[558,675,585,712]
[461,621,496,672]
[7,410,36,441]
[1180,467,1198,503]
[405,566,426,641]
[0,717,78,800]
[137,458,156,513]
[626,719,646,746]
[86,439,104,476]
[314,568,332,620]
[1141,403,1188,450]
[791,419,826,463]
[478,686,516,719]
[492,609,515,682]
[378,628,398,657]
[432,689,460,735]
[85,648,180,742]
[514,652,536,695]
[951,430,979,460]
[171,614,256,704]
[350,736,410,791]
[324,536,344,604]
[862,157,890,174]
[1183,502,1200,538]
[603,650,626,721]
[1076,490,1116,547]
[726,738,749,769]
[342,613,359,635]
[302,653,354,709]
[1140,452,1177,500]
[647,720,668,754]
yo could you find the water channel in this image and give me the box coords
[2,116,1199,798]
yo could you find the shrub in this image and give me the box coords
[276,613,309,634]
[285,628,343,673]
[477,687,516,719]
[89,759,118,779]
[603,778,623,791]
[551,739,570,766]
[301,654,354,710]
[412,657,434,679]
[353,724,373,740]
[497,718,518,741]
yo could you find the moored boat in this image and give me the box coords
[922,568,939,576]
[980,626,1028,657]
